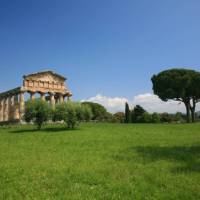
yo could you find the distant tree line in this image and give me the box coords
[124,102,185,124]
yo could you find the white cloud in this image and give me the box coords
[81,94,127,113]
[82,93,200,114]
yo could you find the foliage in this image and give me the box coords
[131,105,146,123]
[24,99,51,129]
[141,112,152,123]
[159,112,184,123]
[54,102,93,129]
[82,102,108,121]
[151,112,161,123]
[124,102,131,123]
[112,112,125,123]
[160,113,172,123]
[151,68,200,123]
[80,104,93,122]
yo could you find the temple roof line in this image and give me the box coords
[0,87,22,99]
[23,70,67,81]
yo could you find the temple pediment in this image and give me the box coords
[23,71,66,83]
[22,71,71,94]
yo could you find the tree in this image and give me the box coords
[141,112,152,123]
[160,113,172,123]
[113,112,125,123]
[80,104,93,122]
[82,102,108,121]
[151,68,200,123]
[173,112,183,122]
[151,112,160,123]
[24,99,51,130]
[131,105,146,123]
[124,102,131,123]
[54,102,77,129]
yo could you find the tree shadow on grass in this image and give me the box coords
[9,126,80,134]
[133,145,200,173]
[114,145,200,173]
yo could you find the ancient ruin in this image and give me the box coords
[0,71,72,124]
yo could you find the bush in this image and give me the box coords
[81,105,93,122]
[82,102,108,121]
[53,102,93,129]
[140,112,152,123]
[112,112,125,123]
[54,102,77,129]
[160,113,172,123]
[151,113,161,123]
[24,99,51,130]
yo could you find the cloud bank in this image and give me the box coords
[81,93,200,114]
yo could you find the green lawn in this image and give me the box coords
[0,123,199,200]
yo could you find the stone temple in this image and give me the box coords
[0,71,72,124]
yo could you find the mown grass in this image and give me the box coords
[0,123,199,200]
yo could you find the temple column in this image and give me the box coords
[0,100,3,122]
[14,94,19,120]
[30,92,35,101]
[2,99,5,121]
[8,96,13,121]
[50,93,55,108]
[59,94,64,103]
[19,92,25,120]
[40,92,45,101]
[4,98,9,121]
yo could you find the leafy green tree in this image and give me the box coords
[152,68,200,123]
[173,112,183,122]
[160,113,172,123]
[54,102,77,129]
[141,112,152,123]
[24,99,51,130]
[82,102,108,121]
[124,102,131,123]
[131,105,146,123]
[75,103,85,122]
[113,112,125,123]
[80,104,93,122]
[104,112,113,122]
[151,112,160,123]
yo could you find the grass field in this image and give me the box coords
[0,123,199,200]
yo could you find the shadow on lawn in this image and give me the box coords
[133,145,200,173]
[114,145,200,173]
[9,126,79,133]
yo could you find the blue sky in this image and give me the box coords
[0,0,200,112]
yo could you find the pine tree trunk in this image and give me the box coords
[184,101,191,123]
[190,99,196,123]
[191,108,195,123]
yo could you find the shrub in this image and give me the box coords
[140,112,152,123]
[82,102,108,121]
[113,112,125,123]
[151,113,161,123]
[24,99,51,130]
[160,113,172,123]
[54,102,77,129]
[80,105,93,122]
[53,102,93,129]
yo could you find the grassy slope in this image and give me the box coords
[0,123,199,200]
